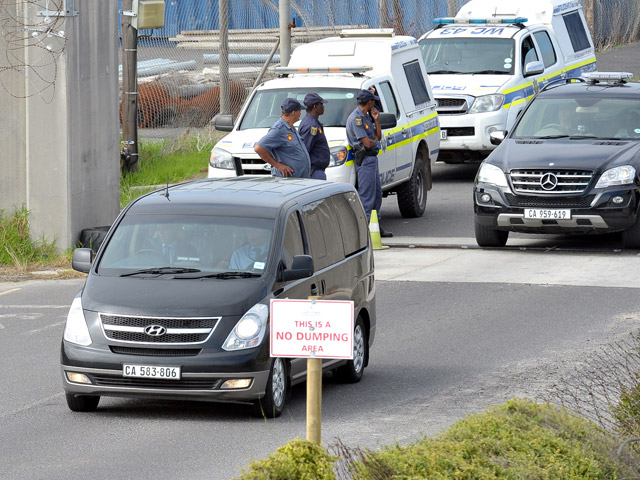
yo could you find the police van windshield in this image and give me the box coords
[239,88,359,130]
[98,215,274,277]
[419,37,514,75]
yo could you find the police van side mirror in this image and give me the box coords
[379,113,397,130]
[524,61,544,77]
[489,131,507,145]
[72,248,93,274]
[282,255,314,282]
[214,114,234,132]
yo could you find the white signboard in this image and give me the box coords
[270,299,354,359]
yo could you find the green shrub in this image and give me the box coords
[612,380,640,436]
[351,399,637,480]
[0,207,57,266]
[236,438,337,480]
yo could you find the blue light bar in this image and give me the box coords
[433,18,455,24]
[501,17,528,23]
[469,19,487,24]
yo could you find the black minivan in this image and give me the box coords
[61,177,376,417]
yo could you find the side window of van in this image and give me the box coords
[562,12,591,52]
[302,199,344,270]
[402,60,430,107]
[378,81,400,119]
[282,211,305,270]
[521,36,539,70]
[533,31,557,68]
[330,192,368,256]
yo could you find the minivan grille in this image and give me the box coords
[90,374,223,390]
[100,314,219,345]
[509,170,593,194]
[109,346,202,356]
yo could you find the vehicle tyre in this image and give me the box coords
[335,317,367,383]
[65,393,100,412]
[397,156,428,218]
[79,226,110,253]
[474,219,508,247]
[622,211,640,249]
[252,358,288,418]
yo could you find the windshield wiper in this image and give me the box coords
[568,135,598,139]
[119,267,201,277]
[174,271,262,279]
[428,69,461,74]
[536,135,570,139]
[473,70,508,75]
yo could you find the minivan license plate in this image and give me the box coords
[524,208,571,220]
[123,364,181,380]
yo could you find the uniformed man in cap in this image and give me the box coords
[299,93,330,180]
[346,89,393,237]
[254,98,311,178]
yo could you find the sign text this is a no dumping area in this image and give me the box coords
[270,299,354,359]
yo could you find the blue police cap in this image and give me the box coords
[357,89,379,102]
[303,93,328,108]
[281,98,304,113]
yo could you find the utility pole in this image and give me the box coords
[448,0,457,17]
[121,0,139,172]
[380,0,390,27]
[219,0,230,114]
[279,0,291,66]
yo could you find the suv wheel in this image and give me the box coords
[397,156,428,218]
[622,212,640,249]
[335,317,367,383]
[252,358,288,418]
[65,393,100,412]
[474,219,508,247]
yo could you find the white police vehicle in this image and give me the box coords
[208,29,440,218]
[418,0,597,164]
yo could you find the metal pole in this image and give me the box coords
[252,38,280,91]
[379,0,390,27]
[121,0,139,172]
[447,0,457,17]
[219,0,230,115]
[279,0,291,66]
[306,295,323,444]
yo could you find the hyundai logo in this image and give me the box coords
[144,325,167,337]
[540,173,558,191]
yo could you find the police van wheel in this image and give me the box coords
[474,219,508,247]
[252,358,288,418]
[335,317,367,383]
[397,158,427,218]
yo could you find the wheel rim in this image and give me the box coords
[416,166,425,208]
[353,324,365,373]
[271,358,286,407]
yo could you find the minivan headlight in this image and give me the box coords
[477,162,508,188]
[209,147,234,170]
[469,94,505,114]
[329,146,348,167]
[595,166,636,188]
[63,296,92,346]
[223,303,268,351]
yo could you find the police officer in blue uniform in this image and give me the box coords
[346,89,393,237]
[299,93,330,180]
[254,98,311,178]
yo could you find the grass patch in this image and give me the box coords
[0,206,60,268]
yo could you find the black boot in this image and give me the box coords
[380,227,393,238]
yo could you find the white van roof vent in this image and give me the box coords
[339,28,394,38]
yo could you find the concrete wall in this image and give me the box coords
[0,0,120,250]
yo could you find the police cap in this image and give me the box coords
[281,98,304,113]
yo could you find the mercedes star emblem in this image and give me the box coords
[144,325,167,337]
[540,173,558,191]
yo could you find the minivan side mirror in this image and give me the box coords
[379,113,397,130]
[214,114,234,132]
[72,248,93,274]
[282,255,314,282]
[524,61,544,77]
[489,130,507,145]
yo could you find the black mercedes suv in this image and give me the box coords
[474,72,640,248]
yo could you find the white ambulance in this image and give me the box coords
[208,29,440,218]
[418,0,597,163]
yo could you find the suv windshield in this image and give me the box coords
[512,96,640,139]
[419,37,514,75]
[239,88,358,129]
[98,215,274,276]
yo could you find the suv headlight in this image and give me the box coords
[595,166,636,188]
[477,163,508,188]
[209,147,234,170]
[223,303,268,351]
[329,146,348,167]
[63,296,92,346]
[469,94,505,114]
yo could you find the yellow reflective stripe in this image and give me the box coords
[408,111,438,128]
[502,81,534,95]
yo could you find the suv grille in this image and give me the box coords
[436,97,468,114]
[504,194,596,208]
[509,170,593,194]
[234,156,271,175]
[100,314,219,345]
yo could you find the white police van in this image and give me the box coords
[208,29,440,218]
[418,0,597,163]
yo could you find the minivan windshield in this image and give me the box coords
[419,37,515,75]
[512,97,640,139]
[239,88,358,129]
[98,215,274,277]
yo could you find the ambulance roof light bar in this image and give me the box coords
[433,17,528,25]
[339,28,394,38]
[273,66,374,76]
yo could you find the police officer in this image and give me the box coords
[346,89,393,237]
[254,98,311,178]
[299,93,330,180]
